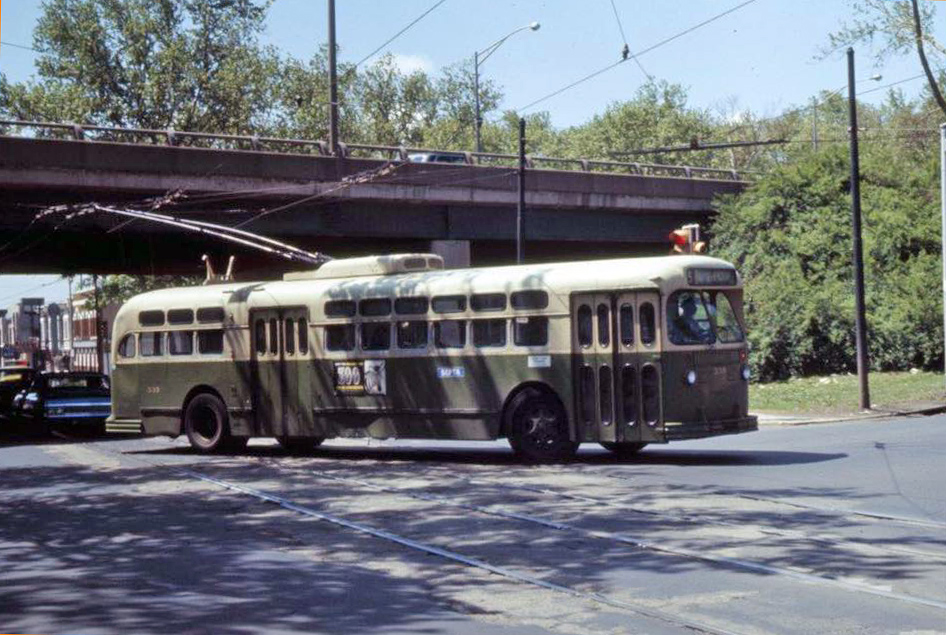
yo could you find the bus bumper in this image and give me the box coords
[106,418,144,434]
[663,415,758,441]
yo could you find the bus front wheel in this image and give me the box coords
[507,388,578,462]
[184,393,230,453]
[600,442,648,457]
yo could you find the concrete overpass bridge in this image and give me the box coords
[0,120,748,276]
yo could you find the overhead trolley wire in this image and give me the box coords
[519,0,760,112]
[0,41,44,54]
[352,0,449,69]
[607,0,652,81]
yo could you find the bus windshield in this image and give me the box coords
[667,290,744,345]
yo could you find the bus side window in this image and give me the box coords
[298,318,309,355]
[325,325,355,351]
[118,334,136,359]
[198,330,225,355]
[514,317,548,347]
[361,322,391,351]
[472,319,506,347]
[640,303,656,346]
[285,318,295,355]
[577,305,592,348]
[620,304,634,347]
[140,332,163,357]
[435,321,466,348]
[269,318,278,354]
[254,319,266,355]
[397,321,428,349]
[168,331,194,356]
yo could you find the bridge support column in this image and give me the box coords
[428,240,471,269]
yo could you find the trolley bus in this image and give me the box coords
[107,251,757,460]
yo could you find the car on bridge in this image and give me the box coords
[11,372,111,434]
[407,151,468,164]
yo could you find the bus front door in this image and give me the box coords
[615,291,663,444]
[573,292,663,445]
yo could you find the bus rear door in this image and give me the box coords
[250,310,284,437]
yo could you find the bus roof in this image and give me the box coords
[115,254,738,321]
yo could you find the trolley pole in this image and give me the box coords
[327,0,339,156]
[847,48,871,411]
[517,118,526,264]
[940,123,946,389]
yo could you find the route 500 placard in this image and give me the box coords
[333,360,386,395]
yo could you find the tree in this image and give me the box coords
[712,140,942,380]
[1,0,282,133]
[826,0,946,117]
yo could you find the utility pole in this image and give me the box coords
[941,123,946,389]
[517,118,526,264]
[474,51,482,153]
[327,0,339,155]
[847,48,871,411]
[93,274,104,375]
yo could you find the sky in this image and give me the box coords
[1,0,944,304]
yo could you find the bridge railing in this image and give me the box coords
[0,119,747,182]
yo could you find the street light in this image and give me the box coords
[811,73,883,151]
[474,21,540,153]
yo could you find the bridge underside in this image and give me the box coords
[0,137,741,276]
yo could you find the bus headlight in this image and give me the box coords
[685,370,697,385]
[741,365,751,381]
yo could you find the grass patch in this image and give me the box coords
[750,371,946,414]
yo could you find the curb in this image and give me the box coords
[754,404,946,427]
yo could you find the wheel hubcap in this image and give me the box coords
[524,406,559,447]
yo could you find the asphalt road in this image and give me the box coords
[1,415,944,635]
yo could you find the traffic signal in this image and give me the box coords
[668,224,707,254]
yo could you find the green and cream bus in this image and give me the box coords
[107,252,757,460]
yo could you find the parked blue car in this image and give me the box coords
[12,372,111,434]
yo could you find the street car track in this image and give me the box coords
[458,473,946,562]
[290,465,946,612]
[171,465,748,635]
[600,473,946,531]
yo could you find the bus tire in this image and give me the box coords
[276,436,325,454]
[184,393,229,453]
[507,388,578,462]
[600,442,647,457]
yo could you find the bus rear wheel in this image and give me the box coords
[507,388,578,462]
[276,437,325,454]
[184,393,230,453]
[600,442,648,457]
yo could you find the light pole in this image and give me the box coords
[847,48,871,411]
[474,22,540,153]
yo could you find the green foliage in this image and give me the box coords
[2,0,282,132]
[81,274,202,306]
[712,141,943,381]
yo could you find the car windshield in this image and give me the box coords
[667,290,744,345]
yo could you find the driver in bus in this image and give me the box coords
[673,294,711,344]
